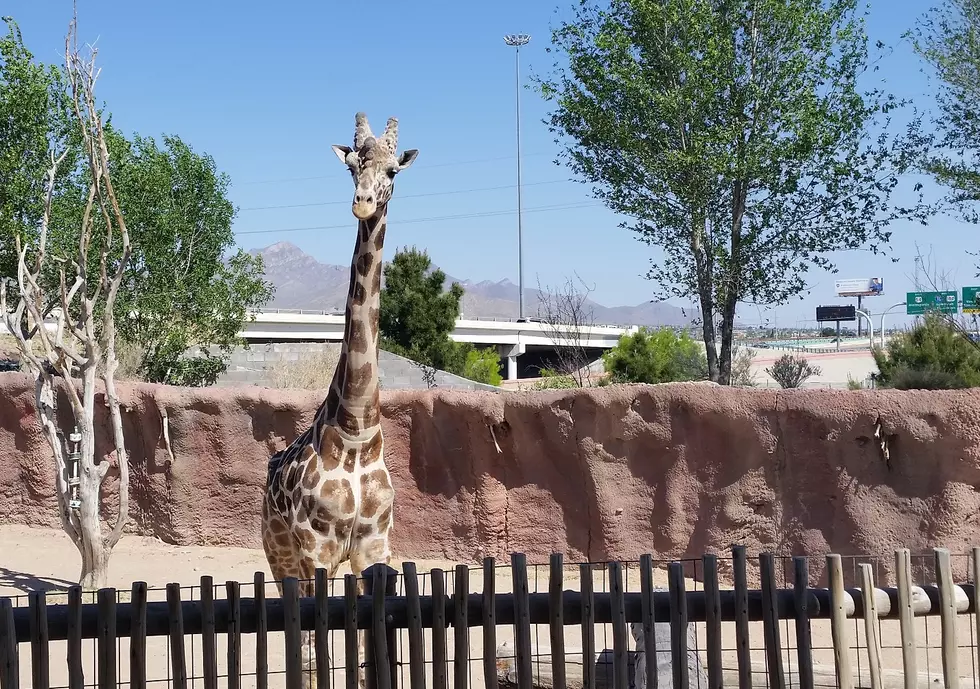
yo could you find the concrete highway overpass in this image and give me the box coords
[240,309,637,380]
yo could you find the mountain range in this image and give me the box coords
[249,242,697,327]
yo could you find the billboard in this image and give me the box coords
[964,286,980,314]
[816,305,857,322]
[834,277,883,297]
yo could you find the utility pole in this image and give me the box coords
[504,33,530,320]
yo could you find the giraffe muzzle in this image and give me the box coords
[352,192,376,219]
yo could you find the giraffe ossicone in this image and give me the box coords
[261,112,418,689]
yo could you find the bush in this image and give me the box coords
[534,368,579,389]
[461,347,503,386]
[765,354,821,388]
[873,313,980,389]
[730,345,758,387]
[602,327,708,384]
[269,347,340,390]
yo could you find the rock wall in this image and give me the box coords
[1,372,978,584]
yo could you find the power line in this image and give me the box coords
[238,178,575,212]
[233,150,554,187]
[234,201,603,236]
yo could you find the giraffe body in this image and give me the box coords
[261,112,418,688]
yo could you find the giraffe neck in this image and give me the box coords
[318,207,387,439]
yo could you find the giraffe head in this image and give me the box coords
[331,112,419,220]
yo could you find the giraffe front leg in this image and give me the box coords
[350,531,393,689]
[296,544,344,689]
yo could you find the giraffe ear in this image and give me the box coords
[332,145,353,164]
[396,149,418,171]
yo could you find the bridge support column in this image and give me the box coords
[498,343,525,381]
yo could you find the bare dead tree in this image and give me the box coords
[904,243,980,343]
[0,12,131,589]
[534,273,600,387]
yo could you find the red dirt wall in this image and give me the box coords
[1,373,978,583]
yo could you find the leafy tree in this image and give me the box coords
[909,0,980,227]
[1,18,273,385]
[602,327,708,384]
[873,312,980,389]
[0,17,77,281]
[534,0,932,385]
[104,133,273,385]
[765,354,822,388]
[380,246,468,373]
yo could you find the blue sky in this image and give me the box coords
[5,0,976,327]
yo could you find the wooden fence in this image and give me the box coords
[0,545,978,689]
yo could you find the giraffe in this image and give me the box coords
[261,112,418,688]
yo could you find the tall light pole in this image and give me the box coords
[504,33,530,320]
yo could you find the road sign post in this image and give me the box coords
[963,286,980,314]
[906,291,958,315]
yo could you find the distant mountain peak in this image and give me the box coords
[250,243,696,326]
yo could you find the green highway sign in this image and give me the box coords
[907,291,958,315]
[964,287,980,314]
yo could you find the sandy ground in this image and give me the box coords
[1,525,977,689]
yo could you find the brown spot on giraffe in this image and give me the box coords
[378,506,392,532]
[343,360,374,399]
[359,469,392,518]
[336,402,361,436]
[351,280,366,307]
[363,389,382,428]
[348,318,369,355]
[373,221,387,250]
[371,263,382,296]
[360,429,383,467]
[343,448,357,472]
[356,251,374,277]
[318,423,345,471]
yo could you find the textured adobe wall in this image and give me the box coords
[1,372,978,584]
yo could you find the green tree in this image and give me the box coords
[103,133,273,385]
[602,327,708,384]
[0,17,77,281]
[909,0,980,226]
[1,18,273,385]
[534,0,932,385]
[872,312,980,389]
[380,246,468,374]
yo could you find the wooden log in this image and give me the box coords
[226,580,242,689]
[792,557,813,689]
[759,554,784,689]
[827,555,852,689]
[97,589,116,689]
[432,568,448,689]
[68,586,85,689]
[580,564,595,689]
[859,564,883,689]
[483,558,498,689]
[166,584,187,689]
[253,572,267,689]
[609,561,628,689]
[401,562,425,689]
[512,554,533,689]
[282,577,302,689]
[201,576,218,689]
[549,554,567,689]
[314,568,330,689]
[934,548,959,689]
[29,590,49,689]
[731,546,752,689]
[702,554,722,689]
[343,574,359,689]
[0,597,19,689]
[455,564,470,689]
[895,549,917,689]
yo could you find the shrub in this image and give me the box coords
[872,313,980,389]
[269,347,340,390]
[730,345,758,387]
[602,327,708,384]
[765,354,821,388]
[462,347,503,386]
[534,368,579,389]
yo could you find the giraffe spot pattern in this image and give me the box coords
[348,318,368,354]
[359,469,393,519]
[355,251,375,277]
[318,423,345,471]
[360,430,383,467]
[373,221,386,250]
[342,361,374,399]
[336,402,361,435]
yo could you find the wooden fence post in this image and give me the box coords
[362,563,399,689]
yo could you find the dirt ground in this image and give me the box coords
[1,525,976,689]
